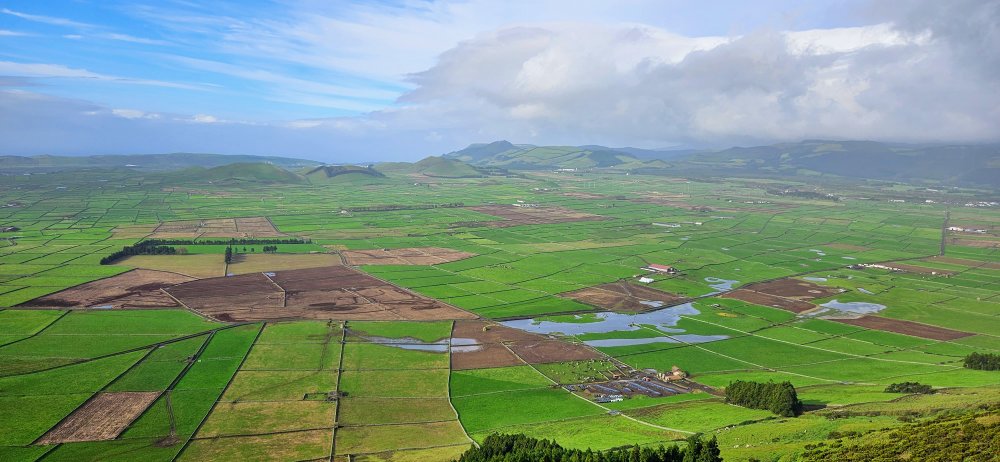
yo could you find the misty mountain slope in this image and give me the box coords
[444,142,662,170]
[681,140,1000,187]
[0,153,319,172]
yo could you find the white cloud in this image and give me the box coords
[111,108,160,120]
[1,8,95,29]
[0,29,31,37]
[0,61,208,90]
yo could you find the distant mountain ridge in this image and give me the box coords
[0,153,319,171]
[444,140,1000,187]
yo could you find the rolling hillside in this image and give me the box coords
[444,141,659,170]
[160,162,305,184]
[376,156,502,178]
[444,140,1000,187]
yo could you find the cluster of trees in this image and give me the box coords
[963,352,1000,370]
[802,407,999,461]
[454,434,722,462]
[261,245,279,253]
[884,382,935,394]
[345,202,464,212]
[99,242,176,265]
[224,247,233,264]
[725,380,802,417]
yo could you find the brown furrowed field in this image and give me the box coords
[166,266,477,322]
[226,253,343,275]
[37,392,161,443]
[20,269,192,309]
[833,316,974,341]
[561,282,688,313]
[341,247,475,266]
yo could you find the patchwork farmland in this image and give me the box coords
[0,167,997,461]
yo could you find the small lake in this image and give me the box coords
[364,336,449,352]
[704,277,739,293]
[501,303,730,345]
[502,303,700,336]
[817,300,886,315]
[450,337,482,353]
[584,334,730,348]
[802,277,827,282]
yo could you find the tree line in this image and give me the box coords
[725,380,802,417]
[963,352,1000,370]
[101,237,307,265]
[99,241,177,265]
[454,433,722,462]
[884,382,934,394]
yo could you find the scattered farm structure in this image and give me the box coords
[643,264,678,274]
[568,366,697,401]
[164,266,477,322]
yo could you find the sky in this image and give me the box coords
[0,0,998,162]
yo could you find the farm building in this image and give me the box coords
[638,277,654,284]
[656,366,687,382]
[595,394,624,403]
[643,264,678,274]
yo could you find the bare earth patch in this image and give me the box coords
[741,279,842,300]
[451,320,602,369]
[227,253,343,275]
[341,247,475,266]
[116,254,225,278]
[457,205,607,228]
[560,282,688,313]
[721,289,816,313]
[832,315,973,341]
[38,392,160,444]
[166,266,476,322]
[148,216,285,239]
[20,269,193,309]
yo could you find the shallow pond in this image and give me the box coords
[817,299,886,315]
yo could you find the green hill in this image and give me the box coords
[444,142,659,170]
[304,165,388,184]
[161,162,305,184]
[376,156,496,178]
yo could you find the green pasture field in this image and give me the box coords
[0,168,996,461]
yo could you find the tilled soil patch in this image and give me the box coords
[37,392,160,444]
[21,269,193,309]
[561,282,688,313]
[832,316,973,341]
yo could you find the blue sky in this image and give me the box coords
[1,0,997,161]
